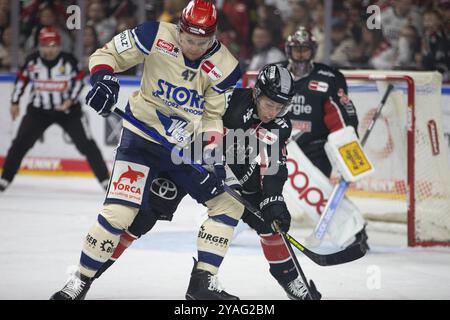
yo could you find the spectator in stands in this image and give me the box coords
[24,5,73,54]
[349,25,388,69]
[158,0,185,23]
[0,6,9,37]
[282,1,311,41]
[380,0,422,48]
[395,25,421,69]
[256,4,284,49]
[86,1,116,46]
[246,24,286,72]
[82,25,100,72]
[420,9,450,80]
[0,27,12,71]
[330,18,357,68]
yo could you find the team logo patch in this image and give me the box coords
[254,127,278,145]
[107,161,149,205]
[201,60,223,81]
[155,38,180,57]
[150,178,178,200]
[114,31,132,54]
[308,80,329,92]
[156,110,190,145]
[291,120,312,132]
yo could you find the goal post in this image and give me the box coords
[242,69,450,247]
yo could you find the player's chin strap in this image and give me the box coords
[112,107,367,267]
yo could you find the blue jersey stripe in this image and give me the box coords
[214,64,242,92]
[80,252,104,271]
[131,21,160,55]
[212,214,239,227]
[97,214,123,235]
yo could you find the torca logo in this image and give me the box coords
[152,79,205,110]
[113,165,145,193]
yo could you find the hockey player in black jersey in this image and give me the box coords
[0,27,110,192]
[280,27,369,249]
[64,64,321,300]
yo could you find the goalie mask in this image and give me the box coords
[179,0,217,37]
[254,64,295,117]
[285,26,317,79]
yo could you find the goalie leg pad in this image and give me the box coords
[284,141,365,247]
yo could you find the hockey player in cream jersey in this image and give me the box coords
[51,0,244,300]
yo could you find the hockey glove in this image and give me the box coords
[260,195,291,233]
[195,162,226,197]
[86,69,120,117]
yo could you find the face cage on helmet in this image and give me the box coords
[286,42,316,64]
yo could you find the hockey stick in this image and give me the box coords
[112,107,366,266]
[277,225,321,300]
[307,83,394,247]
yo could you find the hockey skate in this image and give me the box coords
[279,277,322,300]
[185,258,239,300]
[50,270,92,300]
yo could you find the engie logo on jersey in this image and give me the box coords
[308,80,329,92]
[201,60,223,81]
[155,39,179,57]
[107,161,149,205]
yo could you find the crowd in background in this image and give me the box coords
[0,0,449,81]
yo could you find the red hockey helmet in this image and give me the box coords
[38,27,61,46]
[285,26,317,62]
[179,0,217,37]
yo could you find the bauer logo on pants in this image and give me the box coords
[107,161,149,205]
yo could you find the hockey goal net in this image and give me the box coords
[242,69,450,247]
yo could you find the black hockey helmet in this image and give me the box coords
[255,64,295,116]
[285,26,317,62]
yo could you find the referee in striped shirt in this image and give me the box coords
[0,27,110,192]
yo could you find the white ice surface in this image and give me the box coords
[1,175,450,300]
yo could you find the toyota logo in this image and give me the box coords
[150,178,178,200]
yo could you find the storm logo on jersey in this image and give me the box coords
[152,79,205,115]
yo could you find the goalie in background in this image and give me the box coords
[0,27,110,192]
[279,26,369,250]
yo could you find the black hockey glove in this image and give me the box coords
[260,195,291,233]
[86,69,120,117]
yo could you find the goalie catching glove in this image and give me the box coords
[260,195,291,233]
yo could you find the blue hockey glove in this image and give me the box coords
[85,70,120,117]
[196,162,226,197]
[260,195,291,233]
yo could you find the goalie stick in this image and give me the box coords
[112,107,367,266]
[307,83,395,247]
